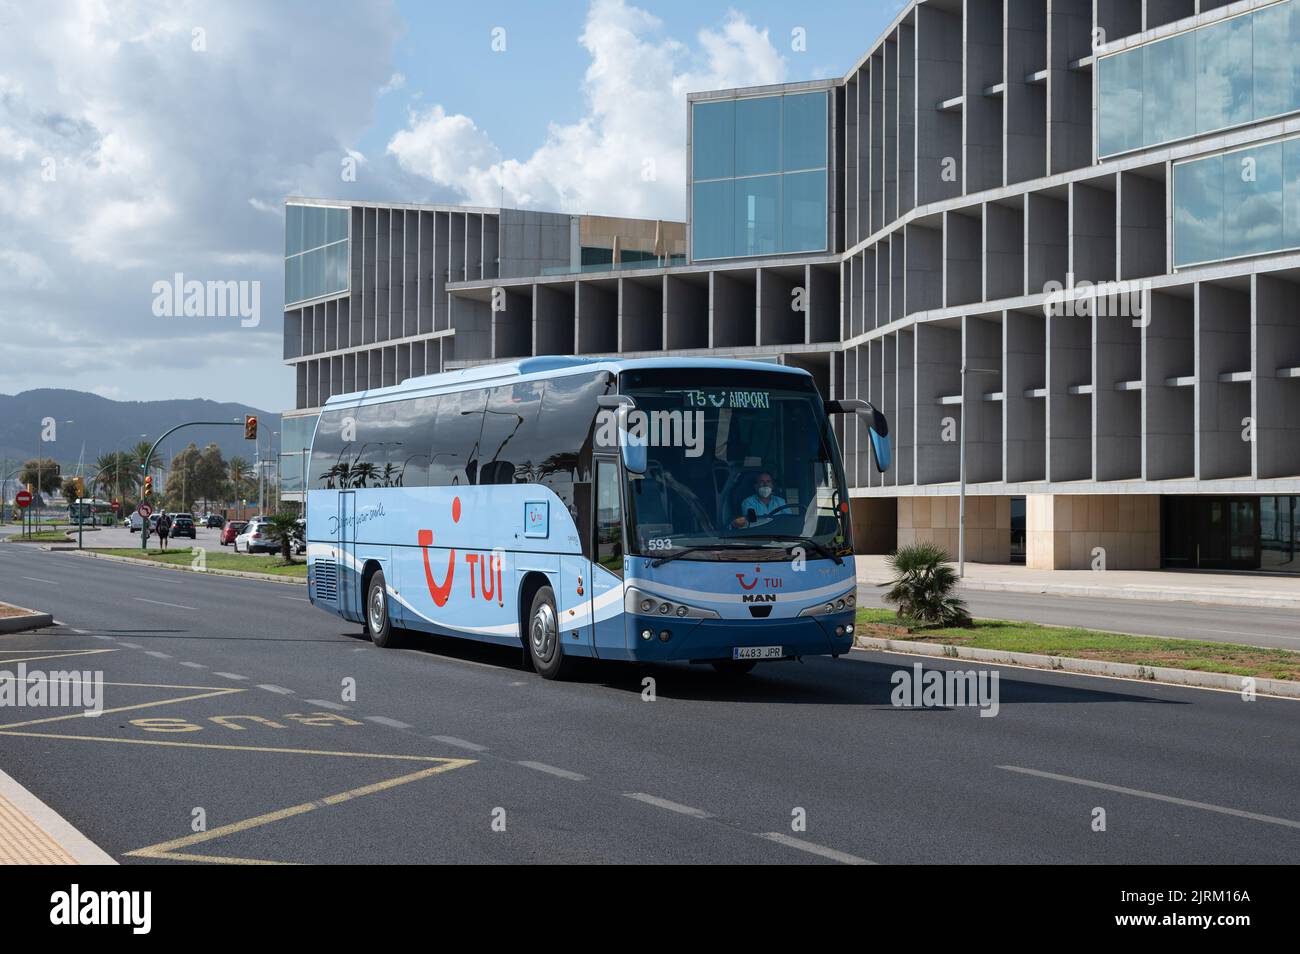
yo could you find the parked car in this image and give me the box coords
[290,518,306,555]
[220,520,247,546]
[234,517,278,554]
[170,514,197,539]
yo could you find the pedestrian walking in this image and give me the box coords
[157,511,171,550]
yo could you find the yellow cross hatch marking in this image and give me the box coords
[124,760,474,864]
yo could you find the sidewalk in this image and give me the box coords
[0,767,115,865]
[855,555,1300,609]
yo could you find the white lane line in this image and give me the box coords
[133,597,198,611]
[257,684,295,695]
[998,765,1300,830]
[117,642,142,649]
[88,634,112,641]
[519,761,587,781]
[21,576,59,585]
[178,661,206,669]
[623,792,710,817]
[214,672,248,680]
[71,629,89,635]
[431,735,488,752]
[365,716,413,729]
[305,699,348,711]
[143,651,172,659]
[281,596,309,602]
[757,832,875,865]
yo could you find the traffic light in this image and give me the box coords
[143,475,154,498]
[245,415,258,440]
[74,477,84,498]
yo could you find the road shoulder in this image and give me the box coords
[0,766,116,864]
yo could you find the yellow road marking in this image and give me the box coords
[0,686,244,729]
[0,648,116,665]
[125,760,473,864]
[0,729,473,762]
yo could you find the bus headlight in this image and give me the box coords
[799,589,857,617]
[625,587,719,620]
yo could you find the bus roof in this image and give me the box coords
[320,356,812,409]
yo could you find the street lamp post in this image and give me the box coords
[958,366,1000,579]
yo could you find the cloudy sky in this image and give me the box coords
[0,0,900,412]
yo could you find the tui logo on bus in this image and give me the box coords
[417,496,505,608]
[736,566,784,593]
[418,497,460,607]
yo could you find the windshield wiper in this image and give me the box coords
[648,543,762,568]
[757,534,844,566]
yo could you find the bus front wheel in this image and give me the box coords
[527,585,572,680]
[366,567,399,648]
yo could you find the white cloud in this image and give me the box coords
[0,0,403,408]
[386,0,787,220]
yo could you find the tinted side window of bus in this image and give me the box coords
[429,388,486,486]
[480,382,544,484]
[308,409,351,488]
[534,372,604,518]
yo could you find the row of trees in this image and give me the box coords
[11,442,264,514]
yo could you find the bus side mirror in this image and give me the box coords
[597,394,646,475]
[826,399,892,474]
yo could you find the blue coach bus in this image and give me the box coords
[305,356,890,679]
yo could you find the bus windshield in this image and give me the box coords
[619,367,850,561]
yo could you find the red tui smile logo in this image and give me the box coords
[418,496,459,607]
[736,565,761,590]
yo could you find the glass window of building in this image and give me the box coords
[782,92,827,171]
[691,100,734,181]
[1099,0,1300,157]
[1173,133,1300,266]
[734,175,780,257]
[1196,14,1253,133]
[782,170,827,253]
[1142,31,1195,148]
[285,204,349,306]
[734,96,781,177]
[690,91,828,260]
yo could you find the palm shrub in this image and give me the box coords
[262,513,302,564]
[879,542,971,626]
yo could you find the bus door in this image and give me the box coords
[590,456,626,653]
[338,490,359,622]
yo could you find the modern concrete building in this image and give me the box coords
[284,0,1300,575]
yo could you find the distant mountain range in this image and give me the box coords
[0,389,281,473]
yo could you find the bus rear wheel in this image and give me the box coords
[711,660,757,677]
[527,585,572,680]
[366,567,399,648]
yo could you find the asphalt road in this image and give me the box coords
[0,542,1296,864]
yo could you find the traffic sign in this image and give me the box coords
[15,490,31,508]
[137,503,154,518]
[111,500,121,512]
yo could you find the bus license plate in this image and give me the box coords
[733,646,783,660]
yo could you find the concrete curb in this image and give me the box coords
[0,766,117,864]
[858,576,1300,610]
[63,548,306,586]
[0,605,54,633]
[852,635,1300,699]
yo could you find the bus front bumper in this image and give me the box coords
[624,612,855,663]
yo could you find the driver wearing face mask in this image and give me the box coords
[731,471,787,529]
